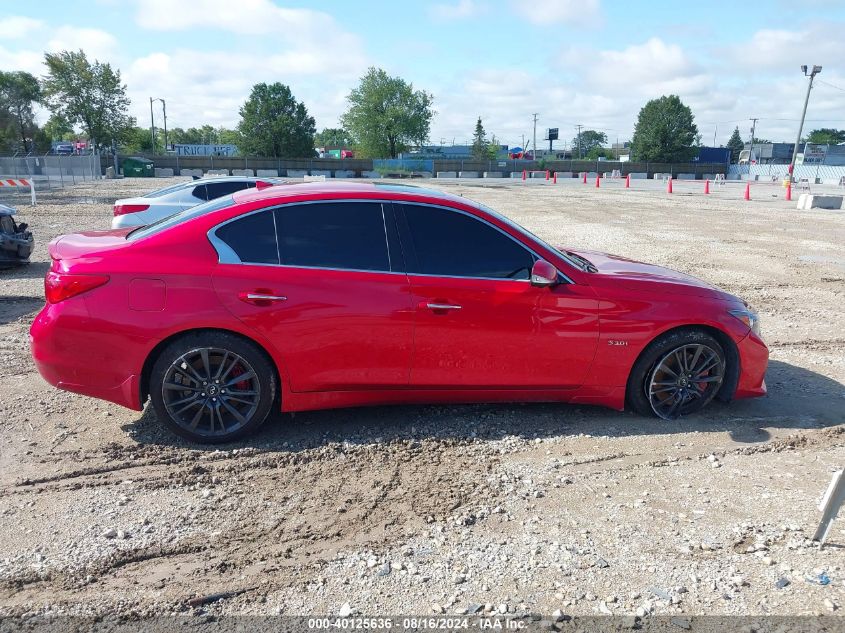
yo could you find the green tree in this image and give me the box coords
[315,127,352,148]
[726,126,744,163]
[585,146,612,160]
[471,117,489,160]
[340,67,433,158]
[121,126,153,153]
[806,128,845,145]
[217,127,240,146]
[487,134,502,160]
[571,130,607,158]
[0,71,42,153]
[43,113,75,141]
[630,95,699,162]
[236,82,315,157]
[43,50,134,147]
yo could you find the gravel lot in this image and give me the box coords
[0,177,843,620]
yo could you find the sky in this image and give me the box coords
[1,0,844,150]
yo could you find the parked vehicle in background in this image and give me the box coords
[0,204,34,268]
[110,176,278,228]
[32,181,768,444]
[53,143,74,156]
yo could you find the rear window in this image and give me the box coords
[205,180,254,200]
[126,195,235,241]
[143,182,192,198]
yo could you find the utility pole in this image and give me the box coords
[790,65,822,180]
[161,99,168,152]
[532,113,539,162]
[149,97,156,154]
[150,98,168,154]
[713,124,717,147]
[749,117,758,162]
[576,124,583,159]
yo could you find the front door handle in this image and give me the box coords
[239,291,287,306]
[425,302,462,311]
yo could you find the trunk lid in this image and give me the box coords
[49,229,133,261]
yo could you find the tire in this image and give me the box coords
[149,331,277,443]
[626,329,726,420]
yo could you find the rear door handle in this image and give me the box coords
[239,292,287,306]
[425,302,462,311]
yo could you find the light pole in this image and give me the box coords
[749,117,758,162]
[150,97,168,154]
[789,65,822,180]
[532,113,539,162]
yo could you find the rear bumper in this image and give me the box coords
[734,331,768,399]
[30,300,144,411]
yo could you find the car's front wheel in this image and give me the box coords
[149,332,277,443]
[627,329,726,420]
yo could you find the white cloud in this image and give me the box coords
[430,0,484,20]
[0,16,43,39]
[124,49,364,130]
[728,22,845,72]
[590,38,712,98]
[133,0,367,81]
[0,45,43,74]
[47,26,118,63]
[512,0,601,26]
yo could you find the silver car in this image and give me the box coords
[111,177,279,228]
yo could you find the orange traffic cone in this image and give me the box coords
[522,169,526,181]
[667,177,673,194]
[545,170,550,181]
[786,182,792,201]
[704,179,710,194]
[595,174,600,188]
[744,183,750,200]
[625,174,630,188]
[582,171,587,184]
[553,171,557,184]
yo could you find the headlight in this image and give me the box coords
[729,307,761,337]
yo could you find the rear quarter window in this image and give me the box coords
[214,211,279,264]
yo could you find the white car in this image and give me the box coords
[111,177,278,228]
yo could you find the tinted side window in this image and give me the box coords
[274,202,390,271]
[401,204,534,279]
[190,184,208,201]
[215,210,279,264]
[205,181,253,200]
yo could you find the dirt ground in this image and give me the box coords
[0,176,843,620]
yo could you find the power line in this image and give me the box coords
[817,79,845,92]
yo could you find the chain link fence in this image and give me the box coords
[0,154,102,203]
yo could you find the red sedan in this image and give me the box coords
[30,182,767,443]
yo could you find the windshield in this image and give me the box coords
[127,195,235,241]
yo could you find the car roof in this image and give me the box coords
[189,176,275,186]
[232,181,471,207]
[0,203,16,216]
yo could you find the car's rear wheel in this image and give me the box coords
[627,329,726,420]
[149,332,276,443]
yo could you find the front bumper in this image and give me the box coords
[734,330,768,399]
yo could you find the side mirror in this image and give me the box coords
[530,259,559,287]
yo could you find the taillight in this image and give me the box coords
[45,272,109,303]
[113,203,150,217]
